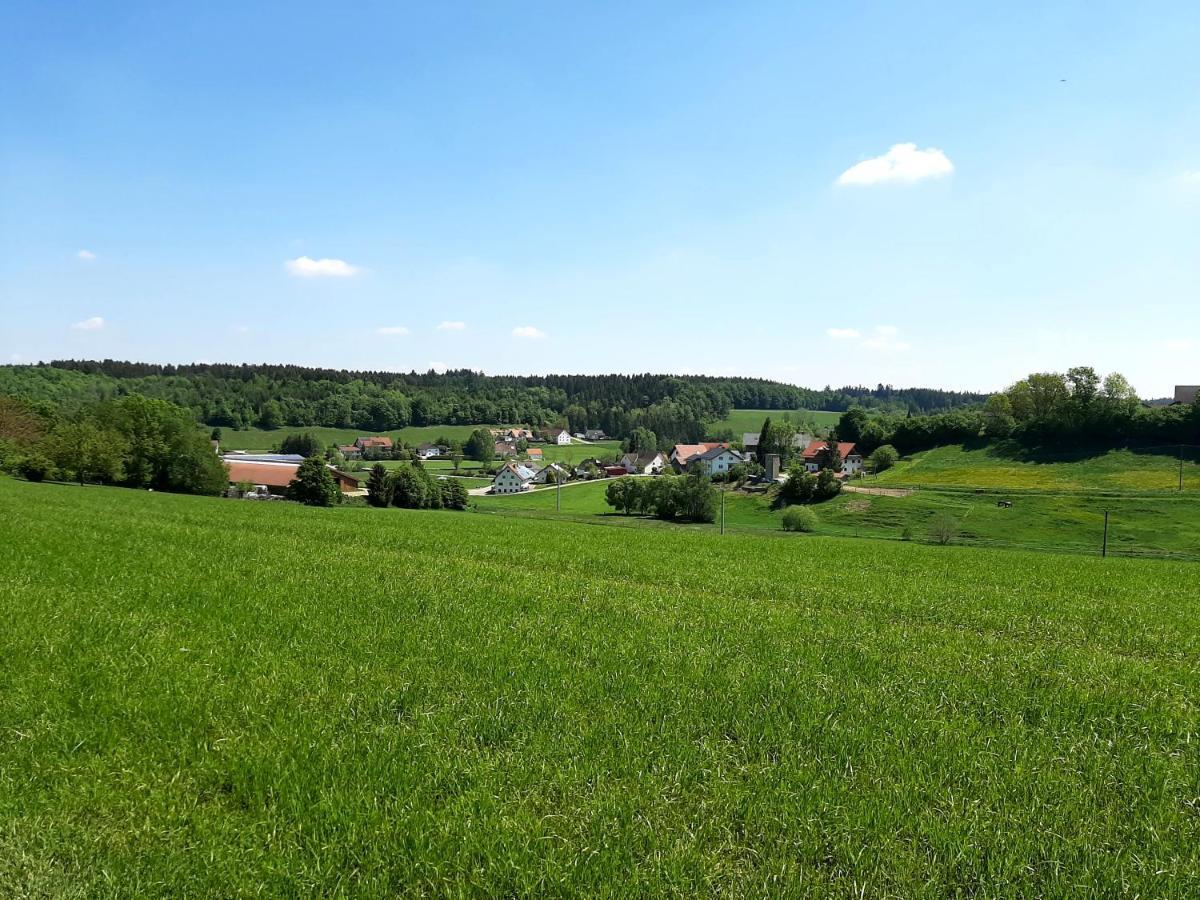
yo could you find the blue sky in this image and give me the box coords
[2,2,1198,395]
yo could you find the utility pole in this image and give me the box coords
[1102,509,1109,558]
[720,480,725,536]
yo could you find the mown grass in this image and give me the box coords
[216,424,498,452]
[477,478,1200,559]
[875,442,1200,493]
[706,408,840,438]
[2,477,1200,895]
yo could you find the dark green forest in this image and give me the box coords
[0,360,985,442]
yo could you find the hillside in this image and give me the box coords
[873,442,1200,493]
[3,477,1200,894]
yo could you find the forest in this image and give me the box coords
[0,361,985,443]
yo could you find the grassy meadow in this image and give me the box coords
[3,476,1200,894]
[216,424,491,452]
[874,442,1200,493]
[706,408,840,439]
[476,476,1200,559]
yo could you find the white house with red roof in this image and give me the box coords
[669,442,727,469]
[801,440,863,476]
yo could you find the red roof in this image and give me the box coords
[802,440,858,460]
[356,436,393,449]
[603,465,627,477]
[671,442,727,463]
[225,460,357,491]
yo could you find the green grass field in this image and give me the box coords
[216,424,497,452]
[874,442,1200,493]
[2,476,1199,894]
[706,408,841,440]
[476,477,1200,559]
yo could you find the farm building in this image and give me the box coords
[532,463,569,484]
[620,451,666,475]
[670,442,728,469]
[355,436,393,452]
[584,429,607,441]
[224,459,359,497]
[543,427,572,445]
[492,462,537,494]
[741,432,813,450]
[494,441,518,458]
[602,465,627,478]
[801,440,863,476]
[693,446,745,477]
[1176,386,1199,405]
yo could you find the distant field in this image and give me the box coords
[707,408,840,439]
[874,442,1200,493]
[216,424,489,451]
[477,477,1200,559]
[217,426,622,459]
[3,476,1200,894]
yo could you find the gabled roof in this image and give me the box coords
[498,462,537,481]
[802,440,859,460]
[697,446,741,461]
[356,436,393,449]
[671,442,727,463]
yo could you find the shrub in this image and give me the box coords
[16,453,53,482]
[869,444,899,473]
[287,456,341,507]
[928,513,959,545]
[781,507,818,533]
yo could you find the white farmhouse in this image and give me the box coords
[620,451,666,475]
[694,446,744,477]
[492,462,537,494]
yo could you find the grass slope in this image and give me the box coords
[3,477,1200,894]
[706,408,840,439]
[477,478,1200,559]
[217,424,496,452]
[875,442,1200,493]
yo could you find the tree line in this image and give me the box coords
[0,361,985,446]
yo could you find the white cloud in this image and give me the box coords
[861,325,911,351]
[375,325,411,336]
[836,143,954,186]
[512,325,547,339]
[286,256,360,278]
[71,316,105,331]
[826,327,861,339]
[77,249,96,261]
[436,320,467,331]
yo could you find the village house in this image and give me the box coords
[584,429,607,441]
[492,462,537,494]
[223,458,359,497]
[525,447,544,462]
[694,446,745,477]
[494,441,518,458]
[544,427,572,445]
[532,463,568,484]
[415,443,441,459]
[741,432,813,451]
[670,442,728,469]
[355,436,393,452]
[620,451,666,475]
[338,444,361,459]
[1176,385,1199,405]
[573,457,604,478]
[801,440,863,476]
